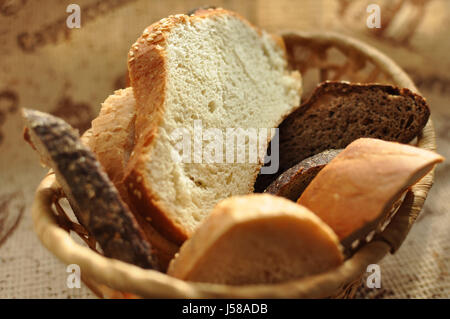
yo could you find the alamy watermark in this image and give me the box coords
[66,4,81,29]
[168,120,279,174]
[366,264,381,288]
[366,4,381,29]
[66,264,81,289]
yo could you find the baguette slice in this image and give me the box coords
[86,88,179,270]
[255,81,430,191]
[265,149,341,201]
[298,138,444,248]
[167,194,343,285]
[125,9,301,243]
[23,109,159,270]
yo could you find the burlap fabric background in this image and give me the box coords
[0,0,448,298]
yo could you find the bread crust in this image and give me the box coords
[88,88,135,190]
[22,109,159,270]
[86,88,179,270]
[125,14,191,244]
[265,149,341,201]
[127,9,262,145]
[298,82,430,128]
[125,9,294,244]
[167,194,343,284]
[284,81,431,157]
[125,167,189,244]
[255,81,431,192]
[298,138,444,243]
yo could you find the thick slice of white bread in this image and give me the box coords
[86,88,179,270]
[88,88,136,196]
[298,138,444,248]
[167,194,343,285]
[125,9,302,243]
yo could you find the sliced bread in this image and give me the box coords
[255,81,430,191]
[125,9,301,243]
[22,109,159,270]
[86,88,179,270]
[298,138,444,248]
[167,194,343,285]
[265,149,341,201]
[88,88,136,196]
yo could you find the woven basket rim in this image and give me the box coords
[31,31,437,298]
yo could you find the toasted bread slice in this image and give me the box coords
[298,138,444,248]
[167,194,343,285]
[125,9,301,243]
[255,81,430,191]
[23,109,159,270]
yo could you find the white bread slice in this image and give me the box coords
[88,88,136,195]
[86,88,179,270]
[125,9,302,243]
[298,138,444,248]
[167,194,343,285]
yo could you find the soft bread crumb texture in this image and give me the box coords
[132,11,301,239]
[167,194,343,285]
[86,88,180,270]
[89,88,136,186]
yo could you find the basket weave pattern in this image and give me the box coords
[31,31,437,299]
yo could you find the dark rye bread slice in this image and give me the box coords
[265,149,341,201]
[254,81,430,192]
[22,109,159,270]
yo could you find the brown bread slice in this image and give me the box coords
[265,149,341,201]
[255,81,430,192]
[167,194,343,285]
[298,138,444,250]
[23,109,159,270]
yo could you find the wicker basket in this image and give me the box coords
[31,31,436,298]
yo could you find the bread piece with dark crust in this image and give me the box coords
[298,138,444,249]
[255,81,430,192]
[265,149,341,201]
[22,108,159,270]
